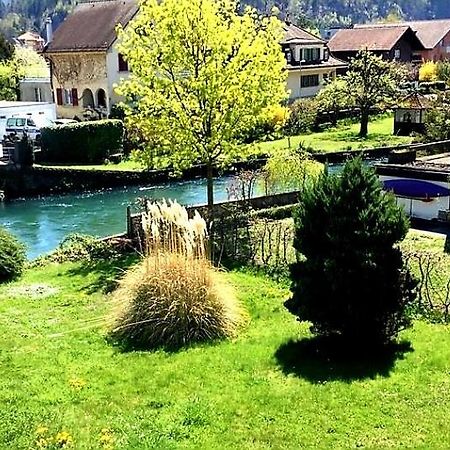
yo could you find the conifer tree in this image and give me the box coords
[286,158,417,346]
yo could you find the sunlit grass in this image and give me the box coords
[255,114,413,154]
[0,232,450,448]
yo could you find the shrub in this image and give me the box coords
[283,98,317,135]
[286,158,417,347]
[419,61,438,82]
[109,200,245,350]
[31,234,120,266]
[0,227,26,283]
[41,119,124,164]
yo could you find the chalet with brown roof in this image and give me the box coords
[328,25,424,62]
[43,0,138,118]
[282,22,347,99]
[16,31,45,52]
[355,20,450,61]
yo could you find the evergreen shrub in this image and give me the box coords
[40,120,124,164]
[0,227,26,283]
[286,158,417,346]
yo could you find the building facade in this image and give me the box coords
[43,0,137,118]
[282,23,347,100]
[328,26,424,62]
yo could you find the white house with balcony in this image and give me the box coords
[282,23,347,100]
[43,1,346,118]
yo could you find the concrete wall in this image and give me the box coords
[48,52,109,118]
[106,45,130,106]
[287,68,335,100]
[19,78,53,103]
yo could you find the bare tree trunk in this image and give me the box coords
[359,109,369,137]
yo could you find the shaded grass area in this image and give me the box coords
[256,115,412,154]
[1,256,450,448]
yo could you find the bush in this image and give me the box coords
[284,98,318,135]
[31,234,120,266]
[109,200,245,350]
[286,158,417,347]
[41,119,124,164]
[0,227,26,283]
[110,254,243,349]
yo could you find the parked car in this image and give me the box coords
[4,116,54,143]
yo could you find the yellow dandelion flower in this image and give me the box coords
[54,430,73,447]
[68,377,87,390]
[36,425,49,435]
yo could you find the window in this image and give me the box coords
[63,88,72,105]
[301,74,319,88]
[394,49,401,59]
[118,53,129,72]
[303,48,320,62]
[27,119,36,127]
[34,87,42,102]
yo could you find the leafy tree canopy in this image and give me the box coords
[116,0,287,209]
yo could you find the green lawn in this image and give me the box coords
[255,114,413,154]
[1,239,450,448]
[36,159,143,172]
[37,115,412,172]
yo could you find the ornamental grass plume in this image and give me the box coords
[109,200,245,350]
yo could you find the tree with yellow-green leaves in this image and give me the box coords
[115,0,287,213]
[419,60,438,82]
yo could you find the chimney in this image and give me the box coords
[45,17,53,44]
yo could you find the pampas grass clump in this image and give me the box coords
[109,200,245,350]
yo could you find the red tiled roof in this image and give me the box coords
[355,20,450,50]
[45,0,138,53]
[329,26,413,52]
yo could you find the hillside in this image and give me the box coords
[0,0,448,39]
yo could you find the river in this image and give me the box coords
[0,176,239,259]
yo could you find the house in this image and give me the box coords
[15,31,45,52]
[44,1,344,118]
[282,22,347,100]
[328,25,424,62]
[19,77,53,103]
[355,20,450,61]
[43,0,138,118]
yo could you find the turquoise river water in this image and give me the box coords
[0,176,240,259]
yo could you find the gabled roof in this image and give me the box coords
[18,31,44,42]
[398,92,431,109]
[282,23,325,45]
[328,26,423,52]
[355,20,450,50]
[45,0,138,53]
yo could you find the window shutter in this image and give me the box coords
[56,88,63,105]
[71,88,79,106]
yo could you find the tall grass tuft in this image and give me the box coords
[109,200,245,350]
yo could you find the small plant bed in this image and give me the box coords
[256,114,413,154]
[1,252,450,447]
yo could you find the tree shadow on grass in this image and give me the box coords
[66,254,139,294]
[275,335,413,383]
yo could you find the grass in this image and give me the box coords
[36,115,412,172]
[36,159,143,172]
[1,232,450,448]
[255,114,413,154]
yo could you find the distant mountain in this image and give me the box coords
[0,0,448,40]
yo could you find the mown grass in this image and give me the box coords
[1,238,450,448]
[37,115,412,173]
[256,114,412,154]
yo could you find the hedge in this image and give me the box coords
[40,120,124,164]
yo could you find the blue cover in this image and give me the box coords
[383,179,450,199]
